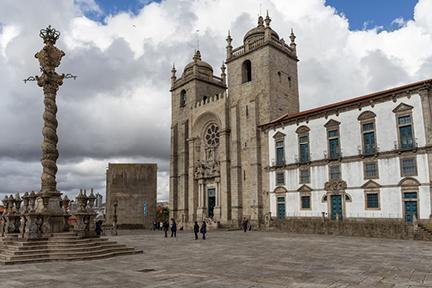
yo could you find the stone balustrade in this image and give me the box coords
[0,189,100,239]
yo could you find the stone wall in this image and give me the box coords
[268,218,432,240]
[106,163,157,229]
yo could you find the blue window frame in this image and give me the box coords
[275,140,285,166]
[299,135,309,163]
[276,172,285,185]
[401,158,417,176]
[299,168,310,184]
[398,115,414,149]
[366,193,379,209]
[362,122,376,155]
[329,165,341,180]
[364,161,378,179]
[327,129,340,159]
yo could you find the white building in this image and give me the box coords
[263,80,432,223]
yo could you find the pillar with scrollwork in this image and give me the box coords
[32,26,70,233]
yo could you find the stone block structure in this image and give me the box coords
[106,163,157,229]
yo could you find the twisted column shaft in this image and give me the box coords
[35,42,65,194]
[41,85,59,192]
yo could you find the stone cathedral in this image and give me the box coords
[169,14,299,227]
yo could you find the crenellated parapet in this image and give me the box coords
[193,91,227,109]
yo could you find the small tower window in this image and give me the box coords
[242,60,252,83]
[180,89,186,107]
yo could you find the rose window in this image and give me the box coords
[205,124,220,146]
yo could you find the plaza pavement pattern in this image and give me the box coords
[0,230,432,288]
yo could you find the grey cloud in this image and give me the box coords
[360,49,410,91]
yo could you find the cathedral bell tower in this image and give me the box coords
[169,50,227,224]
[226,13,300,225]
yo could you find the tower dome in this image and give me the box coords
[183,50,213,78]
[243,15,279,44]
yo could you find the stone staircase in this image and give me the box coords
[416,223,432,241]
[0,232,142,265]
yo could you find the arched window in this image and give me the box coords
[242,60,252,83]
[180,89,186,107]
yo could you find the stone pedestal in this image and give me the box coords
[196,207,207,221]
[4,213,21,236]
[23,213,45,240]
[213,206,221,221]
[74,212,97,238]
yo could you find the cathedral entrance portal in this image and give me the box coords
[208,188,216,218]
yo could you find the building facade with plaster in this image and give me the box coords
[263,81,432,223]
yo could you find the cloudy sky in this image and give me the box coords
[0,0,431,202]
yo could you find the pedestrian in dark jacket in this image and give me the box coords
[171,218,177,238]
[162,220,169,238]
[193,221,200,240]
[95,220,103,236]
[242,218,248,233]
[200,221,207,240]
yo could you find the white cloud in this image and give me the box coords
[392,17,406,28]
[1,0,432,202]
[0,24,20,58]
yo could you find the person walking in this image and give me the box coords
[162,220,169,238]
[171,218,177,238]
[200,221,207,240]
[242,218,248,233]
[95,220,103,236]
[193,221,200,240]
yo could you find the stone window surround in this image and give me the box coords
[363,186,381,210]
[358,111,377,156]
[300,194,311,210]
[324,119,341,160]
[296,125,311,163]
[299,166,310,184]
[400,156,418,177]
[241,59,252,83]
[297,184,313,210]
[399,177,420,221]
[275,171,285,186]
[180,89,187,107]
[363,160,379,180]
[273,131,286,166]
[328,163,342,181]
[393,103,416,150]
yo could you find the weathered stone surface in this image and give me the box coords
[2,230,432,287]
[106,163,157,229]
[170,15,299,228]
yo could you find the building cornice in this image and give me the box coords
[261,80,432,130]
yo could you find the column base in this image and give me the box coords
[196,207,207,221]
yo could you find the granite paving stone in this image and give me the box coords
[0,230,432,287]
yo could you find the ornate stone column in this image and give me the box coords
[28,26,74,234]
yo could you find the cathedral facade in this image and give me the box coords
[169,14,299,227]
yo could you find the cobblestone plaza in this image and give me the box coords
[1,230,432,288]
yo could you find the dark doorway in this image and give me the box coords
[208,188,216,218]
